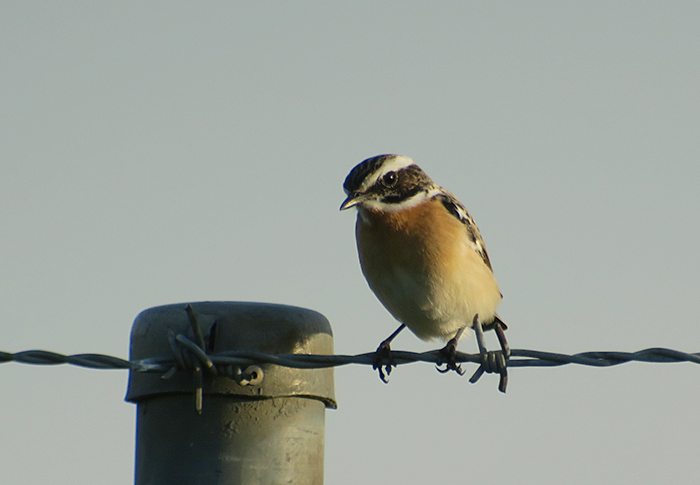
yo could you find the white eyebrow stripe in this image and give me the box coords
[358,155,416,193]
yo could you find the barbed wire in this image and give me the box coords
[3,344,699,373]
[2,305,698,399]
[4,340,698,412]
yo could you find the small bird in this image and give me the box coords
[340,154,509,389]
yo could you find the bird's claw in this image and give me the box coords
[373,340,396,383]
[435,362,465,375]
[436,337,466,375]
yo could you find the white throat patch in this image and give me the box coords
[361,185,441,213]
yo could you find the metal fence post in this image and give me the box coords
[125,301,336,485]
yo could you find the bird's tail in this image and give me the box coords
[486,314,507,330]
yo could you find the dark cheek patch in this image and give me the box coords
[381,186,425,204]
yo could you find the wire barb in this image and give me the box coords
[467,317,509,392]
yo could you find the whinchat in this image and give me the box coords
[341,154,509,389]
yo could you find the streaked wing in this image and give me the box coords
[437,191,493,271]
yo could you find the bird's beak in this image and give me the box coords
[339,192,369,211]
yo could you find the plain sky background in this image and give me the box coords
[1,2,699,484]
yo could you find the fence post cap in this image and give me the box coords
[125,301,336,408]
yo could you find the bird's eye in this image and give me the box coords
[382,171,398,187]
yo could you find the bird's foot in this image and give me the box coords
[436,326,467,375]
[373,339,396,383]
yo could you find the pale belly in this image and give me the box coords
[362,255,501,341]
[356,208,502,341]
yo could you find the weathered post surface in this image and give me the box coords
[126,301,336,485]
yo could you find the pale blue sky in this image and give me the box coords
[2,2,699,484]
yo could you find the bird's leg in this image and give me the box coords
[436,325,468,375]
[494,320,510,358]
[374,324,405,383]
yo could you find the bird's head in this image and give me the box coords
[340,154,437,212]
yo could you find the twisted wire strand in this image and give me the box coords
[6,307,695,407]
[2,346,699,373]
